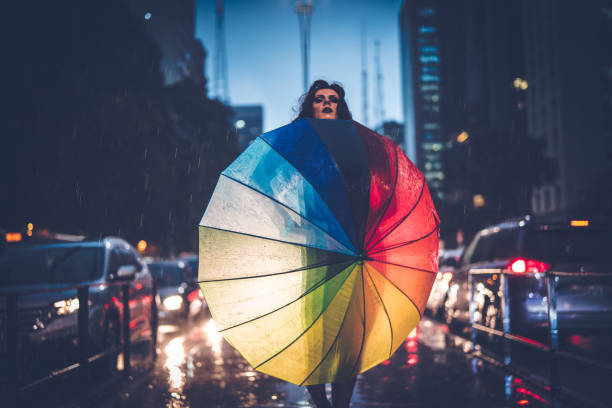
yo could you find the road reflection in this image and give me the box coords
[99,316,560,407]
[165,337,186,392]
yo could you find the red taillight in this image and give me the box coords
[187,289,202,302]
[506,258,550,274]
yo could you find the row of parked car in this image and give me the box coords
[0,234,205,382]
[427,215,612,334]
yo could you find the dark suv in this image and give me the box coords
[443,216,612,333]
[0,237,155,378]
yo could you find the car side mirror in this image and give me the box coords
[116,265,137,280]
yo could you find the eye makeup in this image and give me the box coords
[314,95,339,104]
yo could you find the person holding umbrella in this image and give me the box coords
[198,79,439,408]
[295,79,357,408]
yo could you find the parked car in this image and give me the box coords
[147,260,203,323]
[443,216,612,334]
[0,237,155,378]
[426,247,463,318]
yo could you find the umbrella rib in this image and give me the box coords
[198,259,353,283]
[258,136,358,250]
[368,259,436,275]
[199,225,355,256]
[219,174,356,255]
[298,272,357,387]
[349,266,367,378]
[253,264,357,370]
[367,263,423,320]
[216,261,353,333]
[368,222,440,255]
[364,266,394,358]
[366,179,426,252]
[363,144,399,250]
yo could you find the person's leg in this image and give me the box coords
[331,377,357,408]
[306,384,332,408]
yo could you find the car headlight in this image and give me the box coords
[163,295,183,311]
[54,297,80,315]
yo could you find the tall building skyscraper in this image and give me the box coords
[400,0,611,218]
[522,0,608,214]
[231,105,264,151]
[127,0,207,88]
[381,121,405,150]
[399,0,445,199]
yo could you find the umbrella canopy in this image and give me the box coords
[198,118,439,385]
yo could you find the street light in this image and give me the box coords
[137,240,147,253]
[456,131,469,143]
[513,77,528,90]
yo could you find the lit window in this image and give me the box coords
[419,26,436,34]
[425,171,444,180]
[421,74,440,82]
[419,55,439,64]
[421,66,439,73]
[419,46,439,53]
[423,123,440,130]
[420,84,439,91]
[423,94,440,102]
[421,143,443,152]
[419,8,436,16]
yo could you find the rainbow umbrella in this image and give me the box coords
[198,119,439,385]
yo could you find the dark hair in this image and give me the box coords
[293,79,352,121]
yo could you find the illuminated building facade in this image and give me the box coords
[522,0,609,214]
[231,105,264,151]
[400,0,445,199]
[126,0,206,88]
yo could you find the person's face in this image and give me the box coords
[312,89,339,119]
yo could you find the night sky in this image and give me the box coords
[196,0,403,131]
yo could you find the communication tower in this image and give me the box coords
[214,0,230,103]
[374,40,386,129]
[295,0,314,93]
[361,22,369,126]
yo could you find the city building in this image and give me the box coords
[522,0,609,214]
[231,105,264,151]
[126,0,207,88]
[399,0,447,199]
[380,121,405,151]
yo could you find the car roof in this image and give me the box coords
[6,236,131,250]
[478,215,610,237]
[147,259,188,268]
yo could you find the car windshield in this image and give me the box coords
[149,263,183,287]
[0,245,103,286]
[523,229,612,262]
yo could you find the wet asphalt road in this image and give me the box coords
[88,316,592,408]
